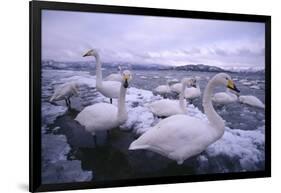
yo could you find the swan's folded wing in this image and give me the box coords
[75,103,118,131]
[129,115,210,160]
[149,100,181,116]
[99,81,121,98]
[104,74,122,82]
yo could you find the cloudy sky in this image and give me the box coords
[42,10,265,69]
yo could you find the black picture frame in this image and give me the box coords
[29,1,271,192]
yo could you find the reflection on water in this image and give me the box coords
[50,110,193,181]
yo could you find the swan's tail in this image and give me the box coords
[129,142,150,151]
[129,127,155,151]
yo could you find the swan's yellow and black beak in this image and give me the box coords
[227,80,240,93]
[83,50,92,57]
[123,74,130,88]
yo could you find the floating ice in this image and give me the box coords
[42,133,71,164]
[42,132,92,184]
[250,85,260,90]
[140,76,147,79]
[206,126,265,171]
[41,102,67,125]
[42,160,92,184]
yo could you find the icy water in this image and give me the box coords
[41,67,265,184]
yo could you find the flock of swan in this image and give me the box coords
[49,49,265,165]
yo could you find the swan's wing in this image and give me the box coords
[171,83,182,93]
[185,87,201,98]
[50,84,73,101]
[242,96,265,108]
[154,85,170,93]
[212,92,229,102]
[104,74,122,82]
[249,96,264,105]
[149,100,182,116]
[99,81,121,98]
[212,92,238,104]
[129,115,211,163]
[75,103,118,133]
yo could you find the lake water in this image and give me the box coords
[41,67,265,184]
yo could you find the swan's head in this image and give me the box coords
[121,70,132,88]
[83,49,98,57]
[214,73,240,93]
[182,78,197,88]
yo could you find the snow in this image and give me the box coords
[121,106,156,134]
[206,126,264,171]
[41,68,265,174]
[120,87,162,134]
[164,75,172,79]
[242,82,252,86]
[126,87,161,105]
[171,78,179,82]
[140,76,147,79]
[250,85,261,89]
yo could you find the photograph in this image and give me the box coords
[41,10,266,184]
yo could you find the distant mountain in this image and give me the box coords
[42,60,92,70]
[42,60,171,71]
[225,67,265,74]
[42,60,263,74]
[174,64,228,72]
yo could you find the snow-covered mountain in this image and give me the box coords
[225,66,265,74]
[42,60,171,71]
[174,64,228,72]
[42,60,264,74]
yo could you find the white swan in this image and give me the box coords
[154,80,172,97]
[154,85,171,94]
[49,82,79,108]
[149,78,196,117]
[170,82,182,94]
[239,95,265,109]
[184,80,201,100]
[212,89,238,105]
[75,70,132,140]
[104,65,122,82]
[129,73,240,165]
[83,49,121,103]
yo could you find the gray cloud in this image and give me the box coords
[42,10,265,69]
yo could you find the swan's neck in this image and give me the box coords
[179,83,186,112]
[95,54,102,87]
[203,80,225,138]
[117,84,127,124]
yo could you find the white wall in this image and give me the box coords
[0,0,279,192]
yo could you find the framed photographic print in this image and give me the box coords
[30,1,271,192]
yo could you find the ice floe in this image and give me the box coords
[41,102,67,125]
[41,132,92,184]
[206,126,265,171]
[41,68,265,177]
